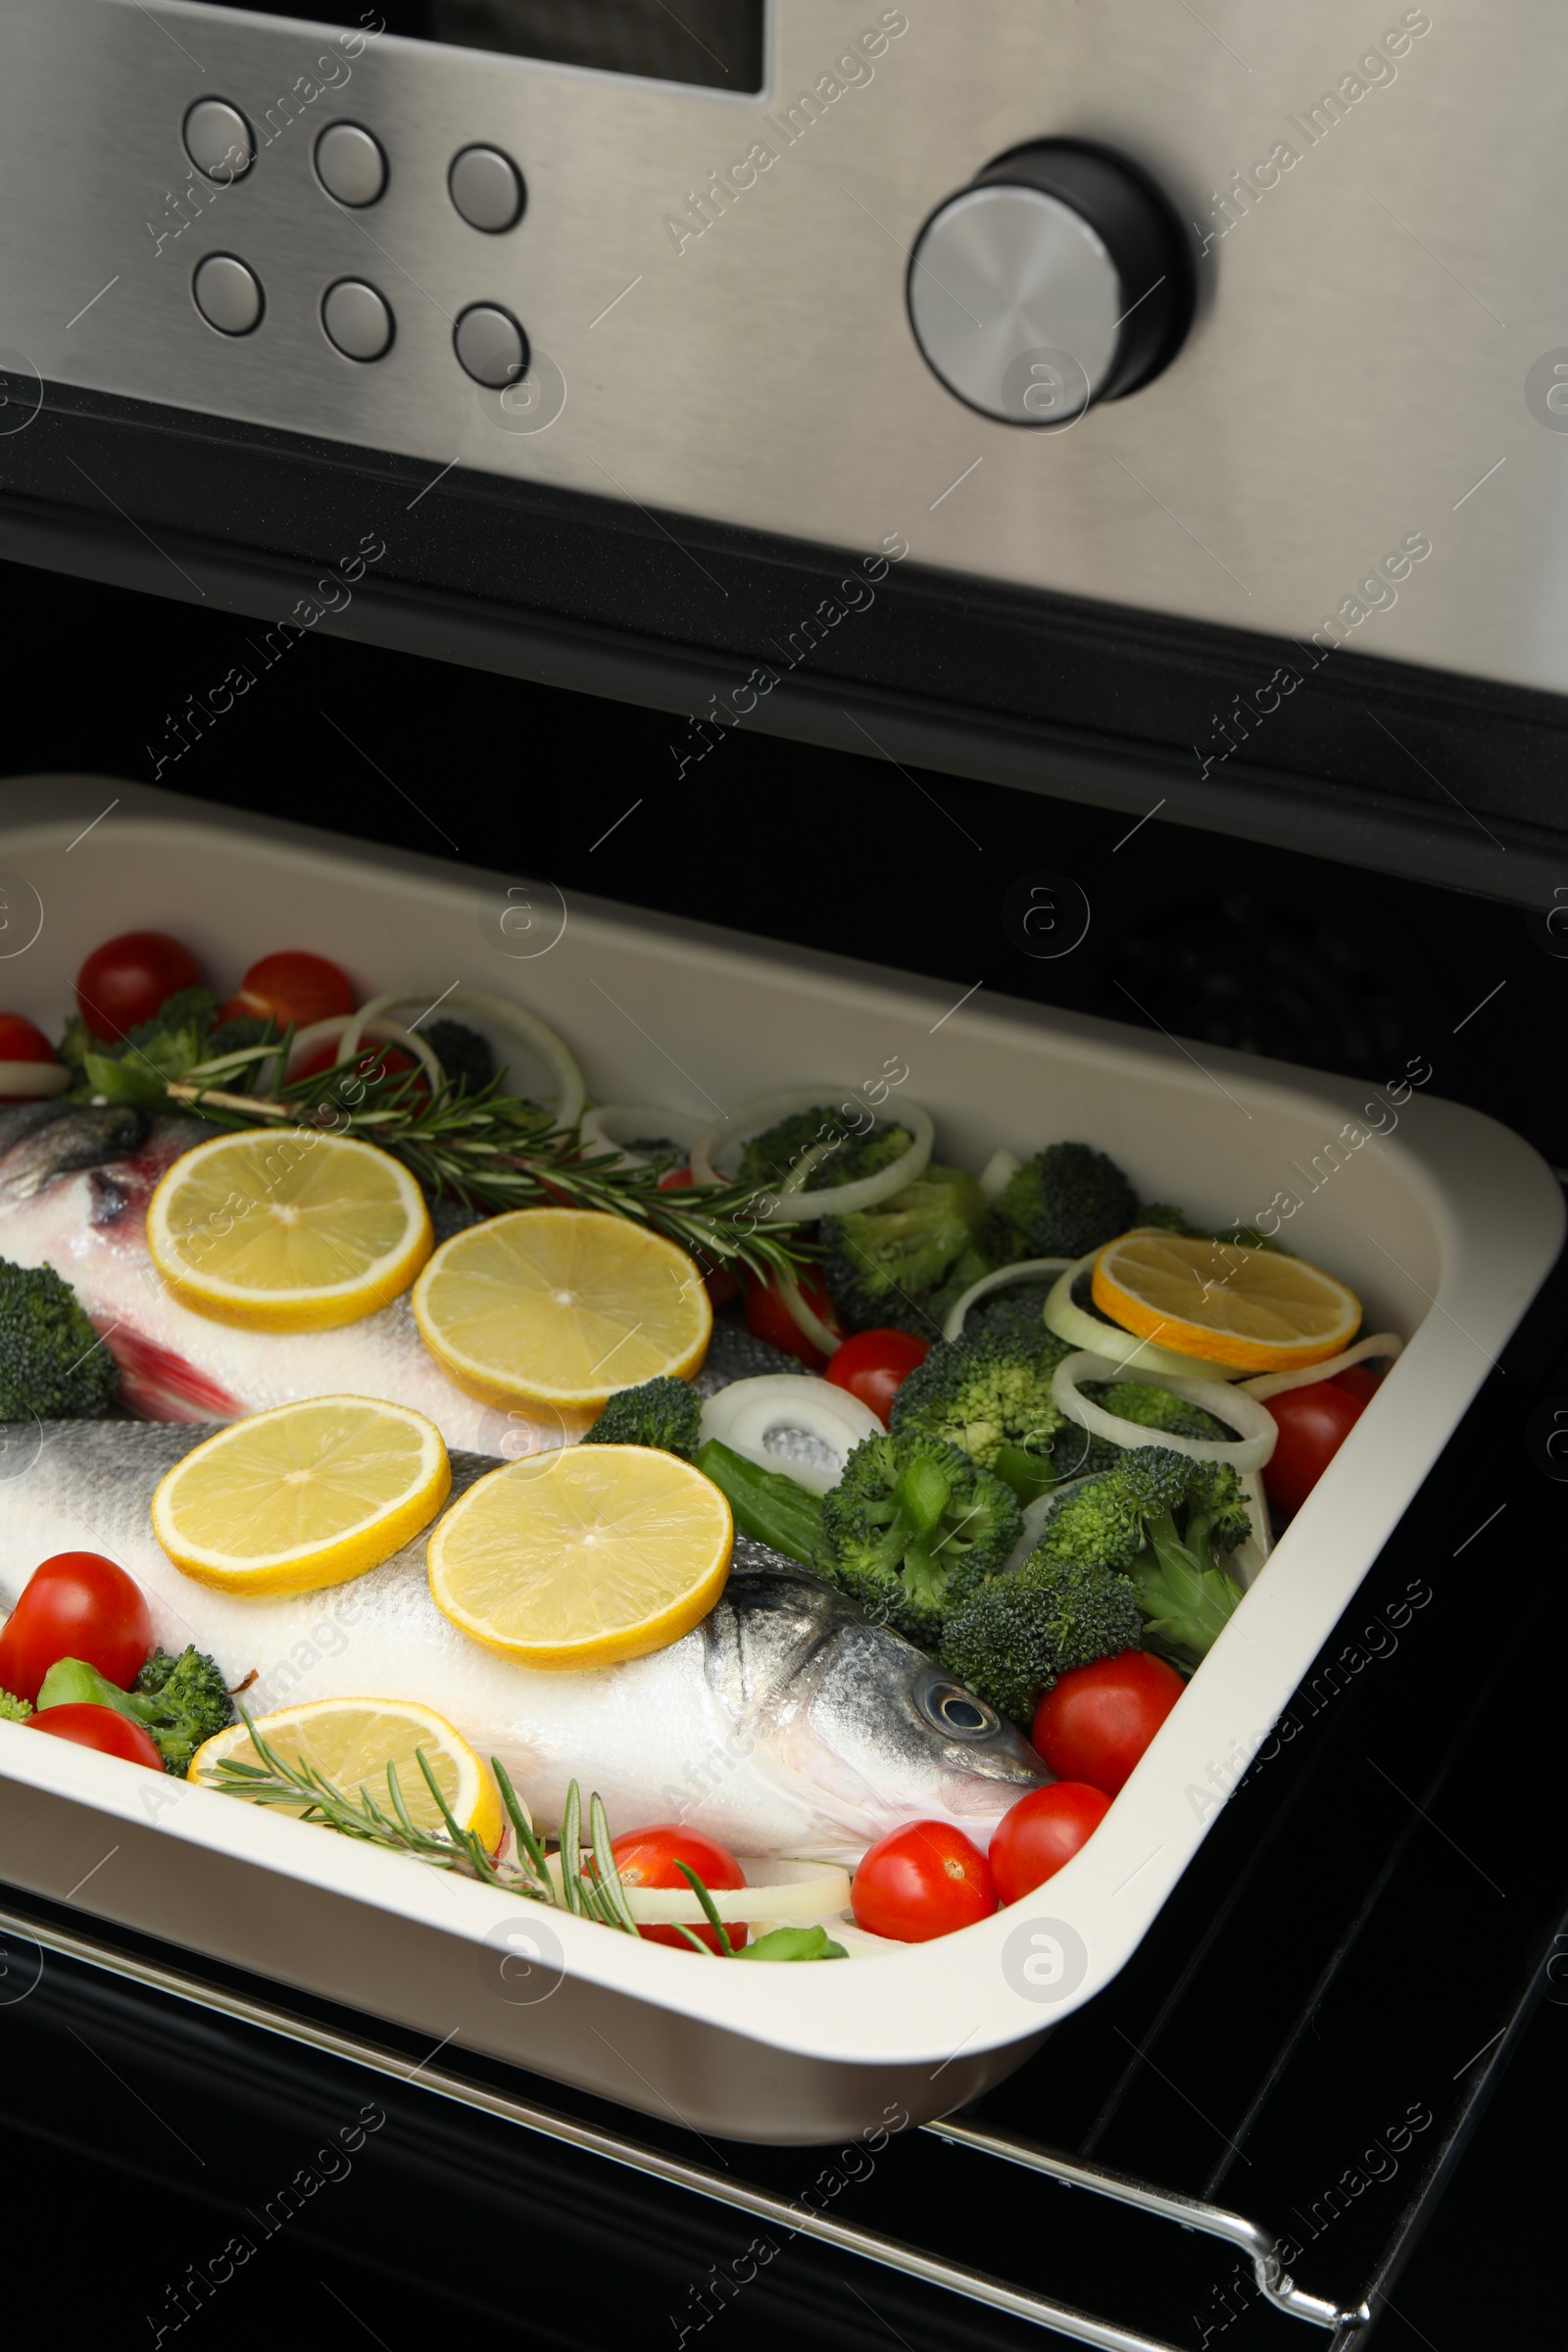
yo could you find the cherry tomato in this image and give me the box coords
[0,1013,63,1102]
[0,1552,152,1704]
[1333,1365,1382,1410]
[609,1824,750,1953]
[990,1784,1111,1904]
[826,1329,930,1426]
[1261,1381,1368,1517]
[220,950,355,1033]
[657,1168,739,1307]
[26,1704,165,1771]
[1032,1650,1184,1797]
[77,932,203,1044]
[742,1266,845,1370]
[851,1820,997,1943]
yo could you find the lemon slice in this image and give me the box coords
[427,1444,732,1670]
[1092,1231,1361,1373]
[191,1696,503,1851]
[147,1129,432,1330]
[413,1206,711,1411]
[153,1396,451,1593]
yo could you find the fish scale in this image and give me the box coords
[0,1420,1047,1860]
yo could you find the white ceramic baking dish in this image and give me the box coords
[0,775,1558,2145]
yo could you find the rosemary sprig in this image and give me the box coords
[168,1052,811,1288]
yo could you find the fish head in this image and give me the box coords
[714,1549,1051,1859]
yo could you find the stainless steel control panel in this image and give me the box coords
[3,1,1566,701]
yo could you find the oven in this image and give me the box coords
[0,3,1564,2344]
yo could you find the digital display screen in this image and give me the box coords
[212,2,765,91]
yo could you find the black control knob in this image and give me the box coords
[907,141,1193,426]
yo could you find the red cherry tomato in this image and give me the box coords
[220,950,355,1033]
[851,1820,997,1943]
[26,1704,165,1771]
[825,1329,930,1426]
[609,1823,749,1953]
[0,1552,152,1704]
[1032,1650,1184,1797]
[657,1168,739,1308]
[1261,1381,1368,1517]
[1333,1365,1382,1410]
[990,1783,1111,1904]
[77,932,203,1044]
[0,1013,63,1102]
[742,1266,845,1370]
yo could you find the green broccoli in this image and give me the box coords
[821,1165,992,1336]
[35,1646,234,1774]
[202,1013,275,1063]
[890,1326,1070,1477]
[738,1107,911,1198]
[941,1553,1143,1722]
[1081,1380,1232,1443]
[1034,1445,1250,1671]
[581,1375,701,1459]
[78,987,222,1107]
[988,1142,1138,1262]
[0,1257,120,1421]
[965,1281,1055,1345]
[0,1690,32,1724]
[820,1429,1021,1642]
[426,1018,496,1097]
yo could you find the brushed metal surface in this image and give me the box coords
[322,273,395,358]
[315,119,387,207]
[3,1,1562,698]
[908,186,1118,422]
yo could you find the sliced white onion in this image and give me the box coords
[1044,1253,1250,1383]
[777,1278,844,1362]
[547,1852,851,1923]
[1231,1468,1273,1590]
[978,1148,1021,1201]
[699,1374,881,1494]
[943,1256,1078,1343]
[280,1013,444,1095]
[578,1102,708,1169]
[1239,1333,1403,1403]
[1053,1350,1279,1472]
[343,988,586,1128]
[689,1087,934,1223]
[0,1061,70,1099]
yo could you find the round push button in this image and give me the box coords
[183,98,255,184]
[192,253,264,336]
[453,304,528,388]
[322,278,395,362]
[315,122,387,208]
[449,144,525,233]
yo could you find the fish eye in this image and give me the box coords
[922,1681,998,1738]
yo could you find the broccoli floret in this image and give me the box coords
[822,1166,992,1337]
[1134,1201,1190,1234]
[941,1555,1143,1722]
[890,1327,1070,1471]
[1082,1380,1232,1443]
[203,1012,275,1060]
[738,1107,911,1198]
[0,1257,120,1421]
[581,1375,701,1459]
[80,987,221,1106]
[988,1143,1138,1262]
[426,1018,496,1097]
[0,1690,32,1724]
[820,1429,1021,1643]
[1034,1444,1250,1671]
[36,1646,234,1774]
[965,1281,1055,1346]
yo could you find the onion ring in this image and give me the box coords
[699,1375,880,1494]
[1044,1252,1250,1382]
[0,1061,70,1100]
[578,1103,708,1169]
[943,1256,1078,1343]
[1239,1333,1402,1402]
[343,988,586,1127]
[1052,1350,1279,1472]
[689,1087,933,1223]
[547,1853,851,1923]
[280,1013,445,1095]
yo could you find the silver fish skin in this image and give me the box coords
[0,1420,1050,1862]
[0,1103,564,1458]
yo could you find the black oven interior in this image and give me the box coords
[204,0,767,87]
